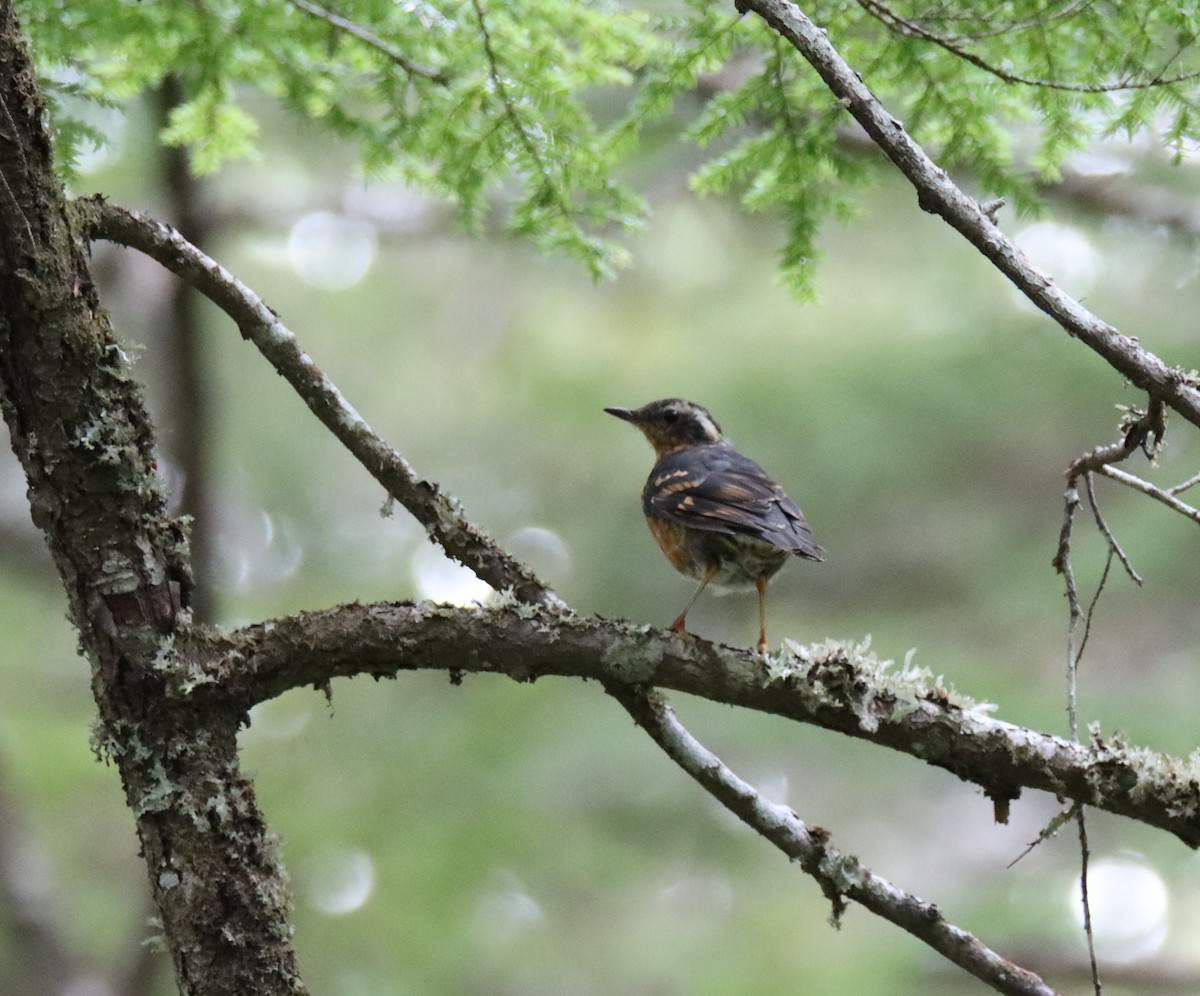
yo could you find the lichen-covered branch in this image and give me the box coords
[736,0,1200,431]
[606,685,1058,996]
[191,601,1200,848]
[74,196,557,609]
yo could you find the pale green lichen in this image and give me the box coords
[488,587,522,611]
[1083,723,1200,820]
[601,633,665,683]
[150,637,177,671]
[149,637,219,696]
[133,759,179,817]
[765,635,993,734]
[141,916,168,954]
[820,851,867,894]
[177,662,218,695]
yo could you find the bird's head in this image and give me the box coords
[605,398,724,456]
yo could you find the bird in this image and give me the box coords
[605,398,825,652]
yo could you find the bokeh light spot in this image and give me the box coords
[288,211,377,290]
[410,542,494,605]
[217,509,304,593]
[1011,222,1102,308]
[243,694,312,743]
[303,847,376,916]
[506,526,571,586]
[470,870,545,947]
[1068,855,1168,962]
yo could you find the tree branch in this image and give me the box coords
[73,196,557,609]
[1098,465,1200,525]
[858,0,1200,93]
[606,684,1058,996]
[187,601,1200,848]
[734,0,1200,430]
[286,0,449,83]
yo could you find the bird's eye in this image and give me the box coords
[663,410,680,424]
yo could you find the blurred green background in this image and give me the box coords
[3,94,1200,995]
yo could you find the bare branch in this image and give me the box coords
[1082,472,1141,586]
[607,685,1058,996]
[73,197,558,609]
[1052,405,1172,989]
[1054,403,1163,738]
[1053,479,1084,738]
[1168,470,1200,496]
[189,601,1200,848]
[1007,804,1077,869]
[735,0,1200,431]
[286,0,448,83]
[1074,808,1102,996]
[1098,464,1200,525]
[1067,401,1167,478]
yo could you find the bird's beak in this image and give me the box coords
[604,406,636,422]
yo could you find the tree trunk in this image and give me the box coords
[0,4,305,993]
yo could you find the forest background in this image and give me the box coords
[3,1,1200,994]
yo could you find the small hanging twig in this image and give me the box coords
[1051,398,1168,996]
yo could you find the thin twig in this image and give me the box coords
[1098,465,1200,525]
[1065,401,1166,481]
[1052,401,1169,992]
[1007,804,1076,869]
[605,684,1059,996]
[469,0,571,221]
[1167,470,1200,496]
[286,0,449,83]
[858,0,1200,93]
[1051,488,1101,989]
[1075,808,1102,996]
[1082,472,1142,585]
[1055,482,1083,740]
[912,1,1090,45]
[1077,544,1113,667]
[75,197,557,608]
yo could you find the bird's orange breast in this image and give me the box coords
[645,515,701,578]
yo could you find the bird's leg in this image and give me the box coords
[755,576,769,652]
[671,566,716,635]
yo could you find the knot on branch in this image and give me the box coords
[1066,398,1166,481]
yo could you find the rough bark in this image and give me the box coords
[181,600,1200,849]
[0,5,304,994]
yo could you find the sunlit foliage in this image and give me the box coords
[20,0,1200,286]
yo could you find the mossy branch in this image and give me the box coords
[181,600,1200,849]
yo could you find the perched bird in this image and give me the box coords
[605,398,825,651]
